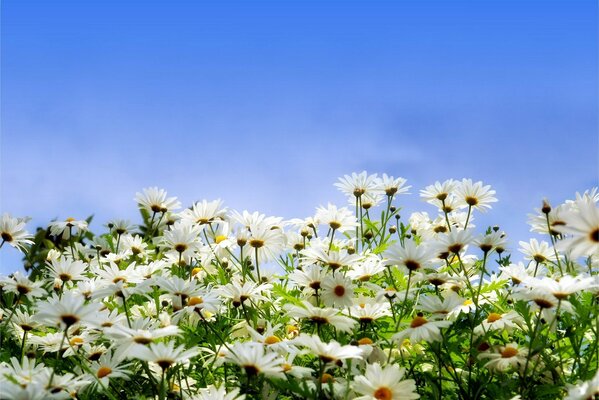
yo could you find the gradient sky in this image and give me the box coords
[1,0,597,273]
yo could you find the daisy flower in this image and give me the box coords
[285,301,357,332]
[180,199,227,225]
[346,301,392,323]
[0,213,33,252]
[377,174,411,197]
[320,274,354,308]
[158,220,203,260]
[518,239,557,264]
[455,178,497,212]
[104,318,180,355]
[293,334,363,364]
[352,362,419,400]
[564,369,599,400]
[191,385,245,400]
[48,217,88,240]
[301,247,361,271]
[130,341,199,370]
[392,314,452,343]
[88,351,132,390]
[246,222,287,265]
[479,342,528,372]
[34,292,102,329]
[135,187,181,214]
[335,171,380,199]
[347,255,386,281]
[473,310,524,335]
[0,271,46,300]
[289,264,327,291]
[47,256,88,283]
[223,342,284,377]
[384,240,433,272]
[420,179,458,206]
[555,198,599,257]
[315,203,358,233]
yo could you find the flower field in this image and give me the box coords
[0,172,597,399]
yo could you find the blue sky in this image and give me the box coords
[1,0,597,273]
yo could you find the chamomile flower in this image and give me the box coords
[384,240,433,272]
[420,179,458,206]
[181,199,228,225]
[0,214,33,252]
[285,301,357,332]
[377,174,411,197]
[191,385,246,400]
[135,187,181,214]
[393,314,452,343]
[555,198,599,257]
[473,310,524,335]
[519,239,557,264]
[88,351,132,390]
[315,203,358,233]
[130,341,199,370]
[352,362,419,400]
[48,217,88,240]
[34,292,102,329]
[158,220,203,259]
[335,171,380,199]
[47,256,88,283]
[564,369,599,400]
[455,179,497,212]
[320,274,354,308]
[301,247,361,271]
[479,343,528,372]
[293,334,363,364]
[0,271,46,300]
[223,342,284,377]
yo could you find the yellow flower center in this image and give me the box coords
[357,337,373,345]
[97,366,112,378]
[215,235,227,244]
[374,387,393,400]
[501,347,518,358]
[187,297,204,306]
[191,267,202,276]
[463,299,473,306]
[487,313,502,323]
[66,217,76,222]
[321,373,334,383]
[282,363,292,372]
[410,316,428,328]
[69,337,84,346]
[264,336,281,345]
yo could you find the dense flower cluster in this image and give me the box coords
[0,172,597,400]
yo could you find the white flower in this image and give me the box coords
[564,369,599,400]
[0,214,33,252]
[555,198,599,257]
[455,178,497,212]
[293,334,363,364]
[34,292,102,329]
[479,342,528,372]
[191,384,245,400]
[285,301,357,332]
[130,341,199,370]
[222,342,284,377]
[320,274,354,308]
[315,203,358,233]
[393,315,452,343]
[135,187,181,214]
[352,362,419,400]
[48,217,88,240]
